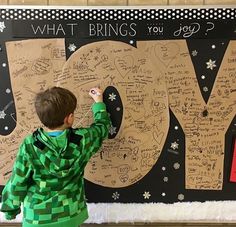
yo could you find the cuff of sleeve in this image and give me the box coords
[3,208,20,220]
[92,102,106,113]
[5,213,16,220]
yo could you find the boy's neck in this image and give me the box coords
[45,125,69,132]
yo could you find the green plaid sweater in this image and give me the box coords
[1,102,111,227]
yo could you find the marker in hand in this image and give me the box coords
[91,89,101,96]
[89,87,103,103]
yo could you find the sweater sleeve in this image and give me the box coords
[1,142,32,220]
[79,102,111,160]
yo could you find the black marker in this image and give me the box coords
[91,90,101,96]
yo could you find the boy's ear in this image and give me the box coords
[64,113,73,125]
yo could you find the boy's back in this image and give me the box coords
[1,87,111,227]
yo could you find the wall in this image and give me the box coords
[1,0,236,225]
[1,0,236,6]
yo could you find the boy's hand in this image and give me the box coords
[89,87,103,103]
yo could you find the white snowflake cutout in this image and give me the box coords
[143,191,151,199]
[171,141,179,150]
[203,86,209,92]
[112,192,120,200]
[109,125,117,135]
[163,176,168,182]
[173,162,180,170]
[68,43,77,52]
[191,50,198,56]
[0,110,6,119]
[0,21,6,32]
[178,194,184,201]
[206,59,216,70]
[108,93,116,101]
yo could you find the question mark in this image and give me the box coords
[205,22,215,35]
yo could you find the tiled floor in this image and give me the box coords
[1,223,236,227]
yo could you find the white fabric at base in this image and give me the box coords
[1,202,236,223]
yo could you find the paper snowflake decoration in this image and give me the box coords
[112,192,120,200]
[0,110,6,119]
[108,93,116,101]
[173,162,180,170]
[163,177,168,182]
[143,191,151,199]
[206,59,216,70]
[203,86,209,92]
[68,43,77,52]
[109,125,117,135]
[191,50,198,56]
[0,21,6,32]
[171,141,179,150]
[178,194,184,201]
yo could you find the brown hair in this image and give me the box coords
[34,87,77,129]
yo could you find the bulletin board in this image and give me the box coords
[0,5,236,223]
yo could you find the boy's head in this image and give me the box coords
[35,87,77,129]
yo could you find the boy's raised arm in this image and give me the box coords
[76,88,111,160]
[88,87,111,140]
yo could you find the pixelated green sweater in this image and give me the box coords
[1,102,111,227]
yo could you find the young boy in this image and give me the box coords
[1,86,111,227]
